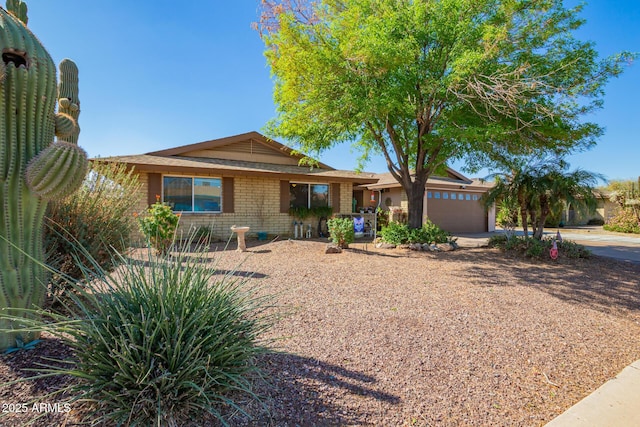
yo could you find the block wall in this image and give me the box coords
[133,172,355,241]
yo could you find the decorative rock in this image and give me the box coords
[437,243,455,252]
[430,244,441,252]
[409,243,423,251]
[398,244,410,250]
[422,243,432,251]
[325,243,343,254]
[376,242,397,249]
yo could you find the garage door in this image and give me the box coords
[425,190,487,233]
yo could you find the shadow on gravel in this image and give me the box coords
[124,256,268,279]
[454,249,640,318]
[228,352,400,426]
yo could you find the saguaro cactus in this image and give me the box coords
[0,1,88,351]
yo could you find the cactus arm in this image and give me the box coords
[28,57,88,200]
[6,0,28,25]
[25,141,88,199]
[56,59,80,144]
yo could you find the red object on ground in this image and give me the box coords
[550,240,559,260]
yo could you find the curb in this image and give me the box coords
[545,360,640,426]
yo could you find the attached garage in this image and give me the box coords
[424,189,488,233]
[364,170,495,234]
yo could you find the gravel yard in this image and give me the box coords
[2,239,640,426]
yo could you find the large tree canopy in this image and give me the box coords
[258,0,633,228]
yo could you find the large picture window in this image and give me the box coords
[163,176,222,212]
[290,183,329,208]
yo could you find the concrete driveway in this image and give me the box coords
[554,228,640,264]
[456,226,640,264]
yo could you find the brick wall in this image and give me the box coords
[133,172,355,240]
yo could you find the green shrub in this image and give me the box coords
[25,242,273,426]
[421,219,451,244]
[488,235,591,259]
[138,198,181,254]
[327,216,355,248]
[524,238,546,258]
[379,221,410,245]
[380,220,450,245]
[45,160,141,296]
[495,198,518,230]
[604,209,640,234]
[558,239,592,258]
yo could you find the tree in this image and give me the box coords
[484,157,603,239]
[258,0,634,228]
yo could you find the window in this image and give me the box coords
[427,191,432,199]
[472,194,479,201]
[290,183,329,208]
[466,194,471,201]
[443,192,449,200]
[459,193,464,200]
[450,193,456,200]
[163,176,222,212]
[310,184,329,208]
[434,192,441,199]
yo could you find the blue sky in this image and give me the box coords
[24,0,639,182]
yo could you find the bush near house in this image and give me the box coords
[379,220,450,245]
[327,217,355,248]
[137,198,181,254]
[603,179,640,234]
[604,209,640,234]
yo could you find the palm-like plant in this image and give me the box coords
[485,158,603,240]
[484,158,538,238]
[530,165,603,239]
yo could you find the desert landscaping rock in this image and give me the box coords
[325,243,343,254]
[2,239,639,426]
[436,242,455,252]
[376,242,396,249]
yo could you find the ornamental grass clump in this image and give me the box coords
[4,241,273,426]
[45,160,141,296]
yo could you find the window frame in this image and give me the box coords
[289,182,331,209]
[162,175,223,213]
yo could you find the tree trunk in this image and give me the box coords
[519,205,529,237]
[533,219,546,240]
[406,180,426,229]
[533,200,551,240]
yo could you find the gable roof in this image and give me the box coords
[147,131,334,170]
[97,131,378,184]
[365,168,493,191]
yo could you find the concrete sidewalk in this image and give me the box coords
[545,360,640,426]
